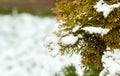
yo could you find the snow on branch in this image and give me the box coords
[81,26,110,36]
[94,0,120,18]
[60,34,78,46]
[100,49,120,76]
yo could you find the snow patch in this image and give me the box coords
[46,34,60,57]
[88,17,93,20]
[94,0,120,18]
[61,34,78,46]
[100,49,120,76]
[58,20,66,25]
[82,26,110,36]
[72,26,80,32]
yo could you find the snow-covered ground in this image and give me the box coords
[0,13,82,76]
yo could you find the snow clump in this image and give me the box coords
[94,0,120,18]
[61,34,78,46]
[82,26,110,36]
[100,49,120,76]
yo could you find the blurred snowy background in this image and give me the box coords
[0,13,82,76]
[0,0,82,76]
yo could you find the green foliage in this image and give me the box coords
[0,5,53,17]
[83,66,100,76]
[0,5,12,14]
[52,0,120,75]
[55,64,78,76]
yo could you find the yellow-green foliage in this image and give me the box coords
[52,0,120,75]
